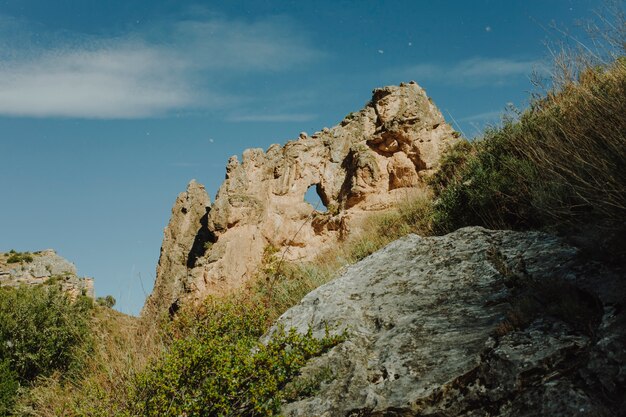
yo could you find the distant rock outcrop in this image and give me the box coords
[144,82,459,318]
[0,249,94,299]
[267,227,625,416]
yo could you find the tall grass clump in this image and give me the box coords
[14,304,167,417]
[430,55,626,257]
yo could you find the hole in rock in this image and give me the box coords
[305,184,328,212]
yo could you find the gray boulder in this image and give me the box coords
[266,227,625,416]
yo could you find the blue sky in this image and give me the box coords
[0,0,605,315]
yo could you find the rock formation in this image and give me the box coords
[0,249,95,299]
[144,82,459,317]
[266,227,625,416]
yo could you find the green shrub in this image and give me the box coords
[5,251,34,264]
[0,285,93,383]
[429,57,626,241]
[429,131,541,233]
[0,359,18,417]
[97,295,116,309]
[129,298,343,416]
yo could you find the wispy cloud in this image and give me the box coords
[0,44,195,118]
[458,110,503,122]
[0,13,321,118]
[226,113,317,123]
[394,57,549,87]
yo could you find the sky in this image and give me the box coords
[0,0,608,315]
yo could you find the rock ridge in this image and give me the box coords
[0,249,95,299]
[145,82,459,317]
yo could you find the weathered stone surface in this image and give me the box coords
[146,82,458,317]
[266,227,625,416]
[143,180,211,318]
[0,249,94,299]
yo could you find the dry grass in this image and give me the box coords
[516,57,626,226]
[430,55,626,263]
[14,307,167,416]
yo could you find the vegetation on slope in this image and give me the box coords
[0,285,93,415]
[429,56,626,259]
[128,298,342,416]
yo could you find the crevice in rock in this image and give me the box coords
[186,207,216,268]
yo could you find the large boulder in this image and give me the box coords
[266,227,626,416]
[145,82,459,317]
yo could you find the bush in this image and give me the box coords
[0,285,93,383]
[429,130,541,233]
[429,57,626,244]
[5,250,34,264]
[129,298,343,416]
[97,295,116,308]
[0,359,18,417]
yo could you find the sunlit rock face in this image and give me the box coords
[267,227,625,417]
[143,82,459,318]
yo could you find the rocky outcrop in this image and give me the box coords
[143,180,211,318]
[0,249,94,299]
[267,227,626,416]
[145,82,459,317]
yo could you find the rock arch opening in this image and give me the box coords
[305,184,328,212]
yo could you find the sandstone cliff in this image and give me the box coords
[144,82,459,318]
[0,249,95,299]
[267,227,626,416]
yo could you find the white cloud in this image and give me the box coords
[396,57,549,87]
[170,16,320,72]
[226,113,317,123]
[0,14,321,118]
[0,44,194,118]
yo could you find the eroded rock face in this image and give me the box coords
[267,227,626,416]
[0,249,94,299]
[143,180,211,318]
[145,82,458,316]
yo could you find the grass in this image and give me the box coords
[5,250,34,264]
[429,56,626,261]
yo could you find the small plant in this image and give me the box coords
[203,241,214,251]
[96,295,116,309]
[326,203,340,216]
[6,251,34,264]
